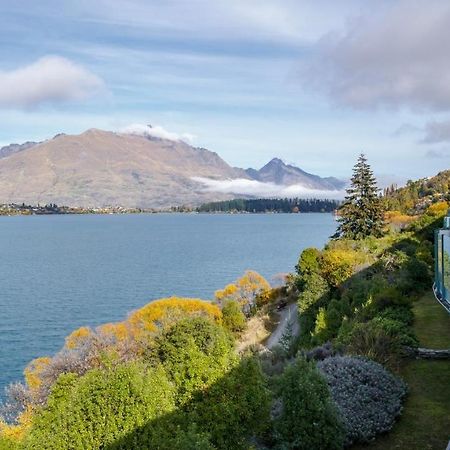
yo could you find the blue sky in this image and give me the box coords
[0,0,449,183]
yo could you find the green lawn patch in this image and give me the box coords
[353,291,450,450]
[413,292,450,349]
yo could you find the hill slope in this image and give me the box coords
[0,129,247,208]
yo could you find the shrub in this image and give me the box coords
[221,299,246,334]
[153,317,237,404]
[215,271,271,316]
[342,321,401,369]
[127,297,222,337]
[317,356,407,446]
[371,316,418,348]
[320,249,357,287]
[186,356,271,450]
[295,248,321,287]
[297,273,329,314]
[23,363,175,449]
[273,358,345,450]
[377,305,414,326]
[305,342,336,361]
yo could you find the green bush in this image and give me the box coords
[221,299,246,334]
[342,321,401,369]
[273,358,345,450]
[377,305,414,326]
[297,273,329,314]
[371,316,418,348]
[23,363,175,449]
[295,248,321,286]
[186,356,271,449]
[153,317,237,404]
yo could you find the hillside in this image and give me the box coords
[0,129,248,208]
[0,129,344,209]
[383,170,450,213]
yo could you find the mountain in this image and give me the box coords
[245,158,345,190]
[0,129,248,208]
[0,129,344,208]
[0,141,40,159]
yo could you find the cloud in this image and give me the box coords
[300,1,450,111]
[119,123,195,143]
[0,56,105,109]
[392,123,421,137]
[422,120,450,143]
[425,148,450,159]
[192,177,345,199]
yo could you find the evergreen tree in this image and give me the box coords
[335,154,384,240]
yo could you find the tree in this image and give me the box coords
[335,154,384,240]
[221,299,246,334]
[273,358,344,450]
[153,318,237,404]
[215,271,271,316]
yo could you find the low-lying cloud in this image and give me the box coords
[192,177,345,199]
[300,1,450,111]
[0,56,105,109]
[119,123,195,143]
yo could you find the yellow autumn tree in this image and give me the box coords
[427,201,448,216]
[215,270,271,315]
[126,297,222,338]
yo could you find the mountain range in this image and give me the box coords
[0,128,345,208]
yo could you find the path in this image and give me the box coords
[266,303,299,349]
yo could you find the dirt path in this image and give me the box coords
[265,303,299,349]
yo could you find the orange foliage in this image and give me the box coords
[24,356,51,392]
[127,297,222,338]
[97,322,130,341]
[384,210,416,230]
[427,201,449,216]
[215,270,271,311]
[0,406,34,441]
[65,326,92,350]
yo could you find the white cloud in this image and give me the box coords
[0,56,105,109]
[300,0,450,111]
[192,177,344,199]
[119,123,195,143]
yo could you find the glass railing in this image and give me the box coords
[434,213,450,311]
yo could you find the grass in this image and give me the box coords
[413,292,450,348]
[353,292,450,450]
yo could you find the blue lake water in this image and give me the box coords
[0,213,336,396]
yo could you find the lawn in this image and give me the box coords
[353,292,450,450]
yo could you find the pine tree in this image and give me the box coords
[334,154,384,240]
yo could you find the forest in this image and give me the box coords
[197,198,340,213]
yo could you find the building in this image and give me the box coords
[434,209,450,313]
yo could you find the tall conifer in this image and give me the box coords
[335,154,384,239]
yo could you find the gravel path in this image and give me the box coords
[266,303,299,349]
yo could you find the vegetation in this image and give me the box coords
[317,356,406,446]
[383,169,450,213]
[352,293,450,450]
[273,358,345,450]
[215,270,271,316]
[335,154,384,240]
[1,163,449,449]
[198,198,340,213]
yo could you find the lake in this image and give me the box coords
[0,213,336,396]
